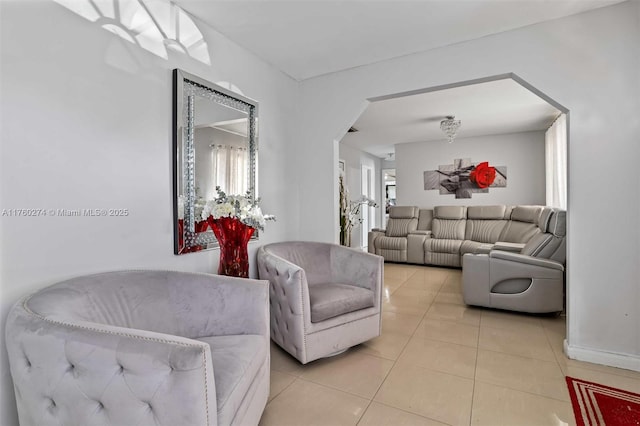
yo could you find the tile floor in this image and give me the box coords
[259,263,640,426]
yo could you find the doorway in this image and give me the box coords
[361,164,374,249]
[382,168,396,228]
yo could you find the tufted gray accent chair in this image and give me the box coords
[461,209,567,313]
[5,270,270,426]
[257,242,383,364]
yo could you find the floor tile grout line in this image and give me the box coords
[373,400,454,425]
[367,266,449,422]
[367,266,428,410]
[472,376,571,404]
[293,375,377,402]
[477,346,568,365]
[265,375,299,407]
[469,305,484,426]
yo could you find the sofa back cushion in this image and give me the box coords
[521,209,566,263]
[498,205,543,243]
[466,205,507,220]
[386,218,418,237]
[464,206,508,243]
[432,206,466,240]
[434,206,467,219]
[389,206,419,219]
[386,206,419,237]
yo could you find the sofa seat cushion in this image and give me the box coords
[377,236,407,250]
[197,334,266,426]
[424,238,463,254]
[308,283,374,323]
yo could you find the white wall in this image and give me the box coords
[297,2,640,371]
[338,143,382,247]
[396,131,546,208]
[0,1,299,423]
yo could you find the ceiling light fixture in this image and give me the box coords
[440,115,461,143]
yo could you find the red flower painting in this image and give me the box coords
[469,162,496,188]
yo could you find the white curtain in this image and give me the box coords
[545,114,567,209]
[211,145,249,195]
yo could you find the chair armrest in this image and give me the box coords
[489,251,564,271]
[257,247,308,316]
[492,242,525,253]
[257,246,310,358]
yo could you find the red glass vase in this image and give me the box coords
[207,216,255,278]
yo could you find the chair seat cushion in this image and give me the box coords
[197,334,266,425]
[308,283,374,323]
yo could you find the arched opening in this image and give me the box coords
[338,72,569,323]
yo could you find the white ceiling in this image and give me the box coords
[172,0,616,159]
[173,0,624,81]
[341,77,562,158]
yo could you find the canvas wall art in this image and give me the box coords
[424,158,507,199]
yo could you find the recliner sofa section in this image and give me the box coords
[462,208,566,313]
[368,206,420,263]
[369,204,546,268]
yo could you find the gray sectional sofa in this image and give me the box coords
[369,204,546,267]
[369,204,567,313]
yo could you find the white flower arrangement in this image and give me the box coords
[201,187,275,231]
[339,175,378,246]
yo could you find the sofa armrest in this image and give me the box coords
[492,242,526,253]
[409,230,432,236]
[462,254,491,306]
[489,251,564,271]
[407,233,427,264]
[368,229,386,253]
[475,243,494,254]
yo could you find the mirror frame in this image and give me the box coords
[172,68,259,255]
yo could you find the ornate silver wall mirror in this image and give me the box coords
[173,69,258,254]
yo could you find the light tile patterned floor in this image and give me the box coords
[260,263,640,426]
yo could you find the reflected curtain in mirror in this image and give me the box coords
[211,145,248,195]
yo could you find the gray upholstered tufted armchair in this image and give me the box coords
[257,241,383,364]
[5,270,270,426]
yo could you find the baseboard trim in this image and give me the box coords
[564,339,640,372]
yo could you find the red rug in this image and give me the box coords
[566,376,640,425]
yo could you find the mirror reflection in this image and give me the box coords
[173,69,258,254]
